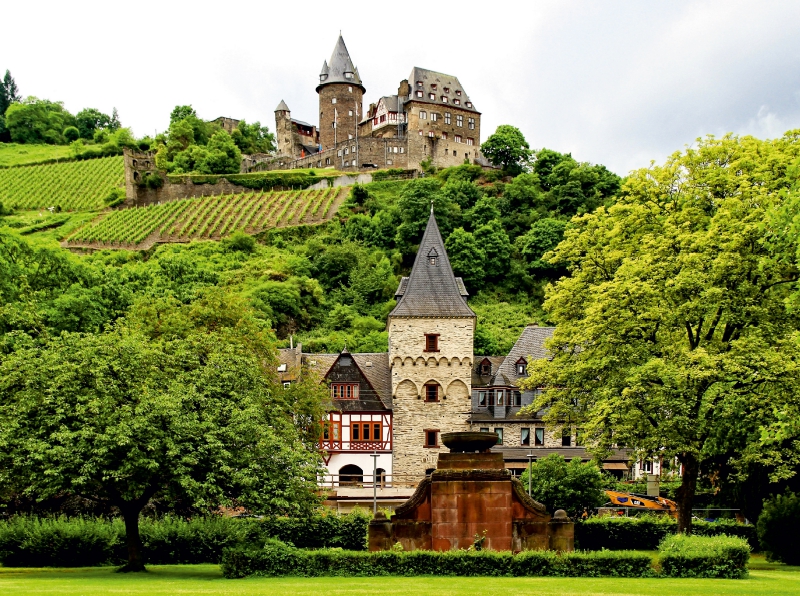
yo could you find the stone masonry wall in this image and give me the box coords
[405,101,481,170]
[389,317,474,477]
[318,83,364,151]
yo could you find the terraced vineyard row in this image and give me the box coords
[66,186,347,248]
[0,156,124,211]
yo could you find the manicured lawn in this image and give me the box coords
[0,143,73,167]
[1,562,799,596]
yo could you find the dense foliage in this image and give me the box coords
[575,515,759,551]
[522,132,800,532]
[153,105,274,175]
[0,512,370,567]
[657,534,750,578]
[757,492,800,564]
[519,454,606,517]
[221,540,656,578]
[0,70,21,142]
[67,186,344,247]
[480,125,531,175]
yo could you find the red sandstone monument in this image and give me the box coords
[369,432,574,552]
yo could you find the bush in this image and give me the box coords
[0,512,370,567]
[103,187,126,207]
[575,515,759,551]
[658,534,750,578]
[226,231,256,253]
[220,541,655,578]
[0,516,123,567]
[519,454,606,517]
[757,491,800,565]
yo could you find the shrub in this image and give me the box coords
[575,515,759,552]
[220,542,655,578]
[226,230,256,253]
[138,515,251,565]
[0,516,123,567]
[519,454,606,517]
[103,187,126,207]
[757,491,800,565]
[658,534,750,578]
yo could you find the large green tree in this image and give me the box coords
[521,132,800,533]
[0,292,323,571]
[519,454,606,517]
[0,70,21,141]
[480,125,531,175]
[4,97,76,144]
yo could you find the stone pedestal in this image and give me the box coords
[369,447,574,552]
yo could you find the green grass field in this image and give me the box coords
[1,564,799,596]
[0,143,74,168]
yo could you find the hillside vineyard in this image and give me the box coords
[0,156,123,211]
[67,186,345,248]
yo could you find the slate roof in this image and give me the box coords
[318,35,364,90]
[406,67,479,114]
[378,95,404,112]
[301,351,392,410]
[389,211,476,319]
[492,325,555,387]
[471,355,506,386]
[275,99,290,112]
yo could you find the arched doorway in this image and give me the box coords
[339,464,364,485]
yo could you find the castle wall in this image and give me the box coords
[405,102,481,170]
[318,84,364,150]
[283,137,410,171]
[389,317,474,477]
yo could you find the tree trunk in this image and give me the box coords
[674,452,699,534]
[119,504,146,572]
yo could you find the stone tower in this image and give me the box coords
[316,34,365,151]
[388,209,476,478]
[274,99,293,157]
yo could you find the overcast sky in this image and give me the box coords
[3,0,800,175]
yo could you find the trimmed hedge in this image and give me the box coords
[575,516,759,551]
[0,512,370,567]
[221,541,655,578]
[658,534,750,578]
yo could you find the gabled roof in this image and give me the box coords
[405,67,479,114]
[275,99,290,112]
[492,325,555,387]
[317,35,365,91]
[301,351,392,410]
[389,211,476,319]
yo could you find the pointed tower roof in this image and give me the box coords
[389,212,476,319]
[316,34,365,92]
[275,99,290,112]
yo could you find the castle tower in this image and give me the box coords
[388,209,476,478]
[317,34,365,151]
[274,99,293,157]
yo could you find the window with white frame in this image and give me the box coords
[455,89,462,96]
[431,113,438,122]
[429,93,435,100]
[429,131,434,137]
[348,86,353,92]
[419,110,427,119]
[444,112,451,124]
[416,81,423,87]
[416,90,423,97]
[454,99,461,105]
[455,134,462,143]
[331,98,337,104]
[468,118,475,129]
[441,132,448,139]
[442,96,448,103]
[456,115,463,126]
[348,110,353,116]
[466,102,472,107]
[467,138,474,146]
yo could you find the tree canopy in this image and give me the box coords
[519,454,606,517]
[521,132,800,532]
[480,125,531,175]
[0,291,324,570]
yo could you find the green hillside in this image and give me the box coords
[0,143,74,167]
[66,186,346,248]
[0,156,123,211]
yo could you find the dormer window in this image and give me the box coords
[516,357,527,375]
[431,84,437,90]
[466,102,473,108]
[320,74,328,82]
[454,99,461,105]
[443,87,449,93]
[344,71,354,79]
[429,93,436,100]
[416,81,423,87]
[442,96,448,103]
[428,248,439,265]
[480,361,491,375]
[416,90,423,98]
[456,90,462,96]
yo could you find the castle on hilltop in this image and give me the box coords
[263,35,487,172]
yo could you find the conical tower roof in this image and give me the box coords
[317,34,365,91]
[389,210,476,319]
[275,99,290,112]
